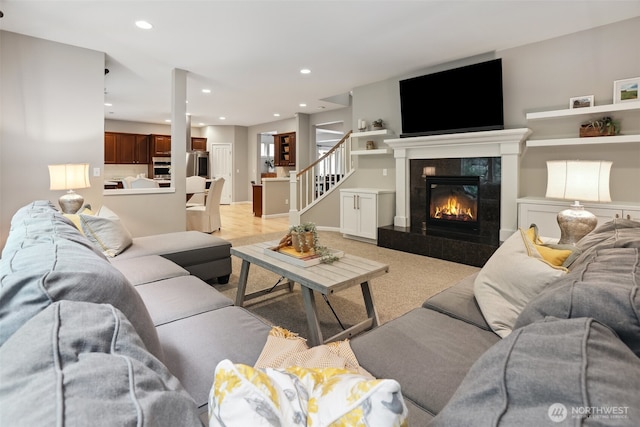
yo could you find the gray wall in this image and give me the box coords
[349,17,640,203]
[1,32,105,249]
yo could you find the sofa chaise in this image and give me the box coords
[1,200,639,426]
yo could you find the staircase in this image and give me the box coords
[289,131,353,224]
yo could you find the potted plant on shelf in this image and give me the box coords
[372,119,385,130]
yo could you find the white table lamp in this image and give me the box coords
[545,160,612,244]
[48,163,91,214]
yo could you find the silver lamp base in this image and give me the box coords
[58,190,84,214]
[557,201,597,245]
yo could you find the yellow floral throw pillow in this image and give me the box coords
[209,359,407,427]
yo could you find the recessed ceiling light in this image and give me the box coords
[104,103,112,107]
[202,89,211,94]
[300,68,311,74]
[299,103,307,107]
[135,20,153,30]
[165,119,171,123]
[219,116,226,120]
[199,122,205,126]
[273,113,280,117]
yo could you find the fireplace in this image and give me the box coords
[426,176,479,231]
[376,128,532,267]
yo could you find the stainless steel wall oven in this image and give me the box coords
[151,157,171,179]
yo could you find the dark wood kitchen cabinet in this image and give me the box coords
[150,134,172,156]
[191,137,207,151]
[274,132,295,166]
[104,132,150,164]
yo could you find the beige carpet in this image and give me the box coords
[215,231,479,341]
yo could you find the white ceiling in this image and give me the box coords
[2,0,640,127]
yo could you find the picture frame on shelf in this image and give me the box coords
[569,95,594,109]
[613,77,639,104]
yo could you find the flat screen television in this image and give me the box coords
[399,58,503,137]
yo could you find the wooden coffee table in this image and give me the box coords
[231,241,389,346]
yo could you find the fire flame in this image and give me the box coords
[434,196,474,220]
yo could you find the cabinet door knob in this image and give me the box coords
[615,213,620,218]
[627,214,631,220]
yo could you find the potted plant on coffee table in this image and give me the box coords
[280,222,340,263]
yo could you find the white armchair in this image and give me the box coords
[186,177,224,233]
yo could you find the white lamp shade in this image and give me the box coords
[48,163,91,190]
[545,160,611,202]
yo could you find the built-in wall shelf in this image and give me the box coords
[526,134,640,148]
[525,101,640,148]
[350,148,392,156]
[526,102,640,120]
[350,129,396,156]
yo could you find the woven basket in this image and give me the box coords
[579,126,616,138]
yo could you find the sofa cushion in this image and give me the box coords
[0,301,201,427]
[209,360,408,426]
[473,228,568,337]
[571,218,640,269]
[157,306,272,412]
[430,317,640,426]
[135,276,233,326]
[116,231,232,281]
[116,230,230,261]
[422,273,491,331]
[351,308,500,416]
[2,200,105,260]
[110,254,190,286]
[515,247,640,357]
[0,204,163,359]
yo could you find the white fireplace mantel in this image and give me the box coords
[385,128,532,242]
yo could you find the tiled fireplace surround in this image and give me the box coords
[378,128,532,267]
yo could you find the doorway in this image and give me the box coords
[209,143,233,205]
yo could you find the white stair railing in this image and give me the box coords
[289,131,352,221]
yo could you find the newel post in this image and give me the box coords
[289,171,300,225]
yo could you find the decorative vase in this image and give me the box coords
[291,231,314,253]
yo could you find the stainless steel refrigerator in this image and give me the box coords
[186,151,209,178]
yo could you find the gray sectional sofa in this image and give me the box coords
[2,200,640,426]
[0,201,272,425]
[351,219,640,426]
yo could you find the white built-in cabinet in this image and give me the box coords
[340,189,395,242]
[517,197,640,239]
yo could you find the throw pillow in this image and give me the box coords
[254,326,371,378]
[430,317,640,426]
[209,359,407,427]
[523,224,581,267]
[62,205,94,235]
[79,205,132,257]
[474,227,567,338]
[515,247,640,358]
